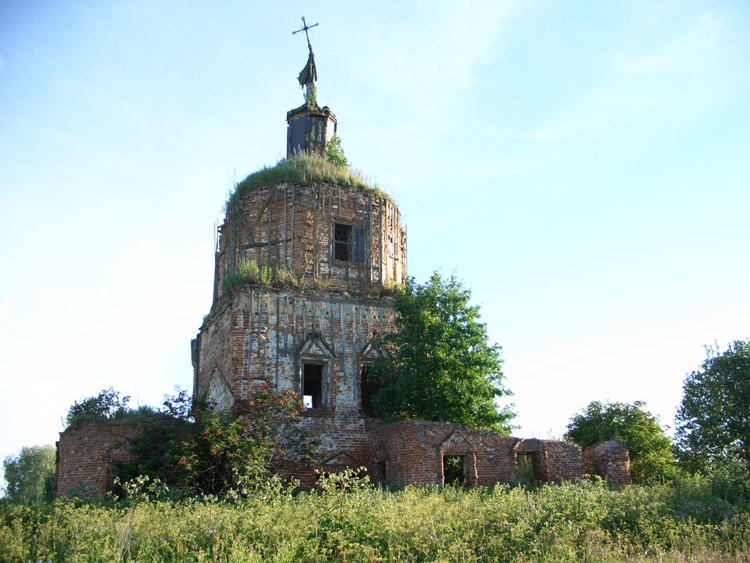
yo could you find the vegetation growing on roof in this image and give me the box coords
[325,134,348,168]
[221,260,304,297]
[225,154,390,210]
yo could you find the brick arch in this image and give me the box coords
[439,431,478,486]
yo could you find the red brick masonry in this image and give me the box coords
[582,440,632,486]
[54,420,142,498]
[55,418,631,498]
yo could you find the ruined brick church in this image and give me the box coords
[54,35,630,497]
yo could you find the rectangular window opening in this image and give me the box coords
[443,455,465,486]
[303,363,324,409]
[517,453,536,482]
[334,223,352,261]
[360,365,380,417]
[375,461,387,483]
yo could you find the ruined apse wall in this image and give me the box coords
[54,420,141,498]
[582,440,632,486]
[367,421,582,488]
[516,438,583,484]
[193,178,407,468]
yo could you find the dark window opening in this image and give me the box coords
[375,461,387,483]
[360,365,380,417]
[334,223,352,261]
[443,455,465,486]
[303,363,323,409]
[591,454,603,478]
[516,453,536,482]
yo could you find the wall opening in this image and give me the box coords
[375,461,387,483]
[516,453,536,482]
[360,365,380,417]
[302,363,324,409]
[334,223,352,261]
[443,455,465,486]
[334,223,365,262]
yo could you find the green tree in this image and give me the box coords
[372,273,515,432]
[3,445,56,503]
[565,401,674,482]
[675,340,750,471]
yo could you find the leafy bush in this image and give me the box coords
[65,388,157,428]
[565,400,675,482]
[119,386,319,498]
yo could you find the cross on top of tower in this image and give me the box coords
[293,17,319,52]
[293,17,319,96]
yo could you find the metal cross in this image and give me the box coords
[293,17,319,50]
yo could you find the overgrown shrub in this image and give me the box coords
[221,260,304,296]
[65,388,157,428]
[119,386,319,498]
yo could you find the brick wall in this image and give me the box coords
[54,420,142,499]
[366,421,583,488]
[516,439,582,484]
[194,177,405,467]
[582,440,632,486]
[215,181,406,297]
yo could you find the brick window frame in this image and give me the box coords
[299,358,330,411]
[359,364,380,417]
[333,223,365,263]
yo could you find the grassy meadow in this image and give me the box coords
[2,472,750,562]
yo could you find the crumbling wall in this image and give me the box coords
[582,440,632,485]
[54,420,142,499]
[194,177,404,467]
[516,439,582,483]
[367,422,576,488]
[195,287,396,467]
[216,181,406,299]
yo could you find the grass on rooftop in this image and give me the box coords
[226,154,390,209]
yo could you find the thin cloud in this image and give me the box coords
[525,10,734,145]
[370,1,521,117]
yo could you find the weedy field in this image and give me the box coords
[2,471,750,562]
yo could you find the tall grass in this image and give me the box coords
[226,154,390,211]
[3,472,750,562]
[221,260,304,297]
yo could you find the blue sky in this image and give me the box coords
[1,1,749,487]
